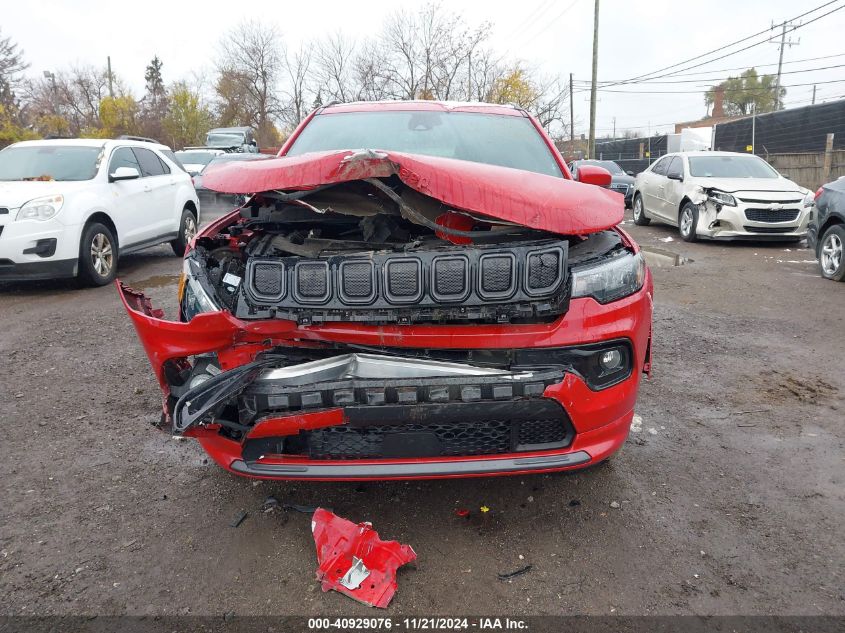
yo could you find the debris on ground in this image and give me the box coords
[497,565,533,581]
[262,496,280,513]
[480,505,490,513]
[311,508,416,608]
[454,509,470,519]
[610,501,621,509]
[230,510,248,528]
[285,502,321,514]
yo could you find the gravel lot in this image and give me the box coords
[1,209,843,617]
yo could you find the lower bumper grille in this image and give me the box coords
[743,225,796,234]
[744,208,800,222]
[302,415,572,460]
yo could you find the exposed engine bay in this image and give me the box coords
[183,175,631,325]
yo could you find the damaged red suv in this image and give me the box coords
[119,101,653,481]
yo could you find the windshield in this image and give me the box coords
[0,145,102,181]
[176,151,218,166]
[579,160,623,174]
[207,133,245,147]
[287,111,562,178]
[688,155,779,179]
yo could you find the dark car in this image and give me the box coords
[808,177,845,281]
[118,100,652,482]
[193,153,274,211]
[569,160,634,208]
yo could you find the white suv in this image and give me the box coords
[0,138,199,286]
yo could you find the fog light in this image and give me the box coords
[599,349,622,371]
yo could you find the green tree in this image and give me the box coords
[705,68,784,116]
[0,103,37,147]
[162,82,214,149]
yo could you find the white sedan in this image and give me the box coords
[631,151,813,242]
[0,138,199,285]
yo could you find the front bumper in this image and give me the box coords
[0,217,80,280]
[695,200,810,240]
[117,267,653,480]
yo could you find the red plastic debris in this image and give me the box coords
[311,508,416,608]
[454,508,470,518]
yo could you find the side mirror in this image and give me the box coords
[575,164,612,187]
[626,170,635,176]
[667,172,684,182]
[109,166,140,182]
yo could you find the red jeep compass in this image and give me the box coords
[118,101,653,481]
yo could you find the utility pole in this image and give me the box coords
[751,103,756,154]
[612,116,616,139]
[43,70,58,114]
[107,56,114,98]
[588,0,599,159]
[771,21,799,110]
[569,73,574,148]
[812,84,817,104]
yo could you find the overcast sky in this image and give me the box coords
[5,0,844,136]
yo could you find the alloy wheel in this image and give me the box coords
[633,197,642,220]
[680,208,693,236]
[90,232,113,277]
[821,233,842,275]
[184,214,197,243]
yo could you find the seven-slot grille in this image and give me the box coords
[744,208,800,223]
[241,241,570,323]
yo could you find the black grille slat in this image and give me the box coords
[742,225,795,234]
[304,418,568,459]
[744,208,800,223]
[482,256,512,292]
[432,256,468,300]
[296,262,329,301]
[254,263,282,296]
[385,259,422,303]
[341,262,373,298]
[527,251,560,291]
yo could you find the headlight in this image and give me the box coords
[16,194,64,221]
[179,258,220,320]
[802,190,815,208]
[571,251,645,304]
[707,190,737,207]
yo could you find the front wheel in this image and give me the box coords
[78,222,118,287]
[632,194,650,226]
[170,208,198,257]
[819,225,845,281]
[679,202,699,242]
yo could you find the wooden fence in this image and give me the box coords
[767,149,845,190]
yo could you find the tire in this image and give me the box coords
[632,194,650,226]
[679,201,699,242]
[170,207,198,257]
[78,222,118,287]
[819,224,845,281]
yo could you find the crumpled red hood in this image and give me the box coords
[201,149,623,235]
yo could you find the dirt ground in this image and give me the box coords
[1,209,843,618]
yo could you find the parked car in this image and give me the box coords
[569,159,634,208]
[0,139,199,285]
[119,100,652,481]
[807,176,845,281]
[631,151,813,242]
[205,127,258,153]
[192,152,275,209]
[174,148,225,176]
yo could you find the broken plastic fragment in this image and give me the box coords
[480,505,490,513]
[311,508,416,608]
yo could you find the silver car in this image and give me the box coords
[631,151,814,242]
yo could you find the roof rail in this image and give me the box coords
[118,134,160,144]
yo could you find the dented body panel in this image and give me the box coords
[119,100,653,481]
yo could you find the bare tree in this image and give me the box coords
[215,20,283,145]
[353,40,392,101]
[314,33,355,103]
[280,44,312,130]
[0,28,28,91]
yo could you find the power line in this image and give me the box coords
[574,78,845,95]
[572,62,845,85]
[582,52,845,83]
[601,0,844,87]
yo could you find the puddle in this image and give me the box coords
[130,274,180,289]
[641,246,692,267]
